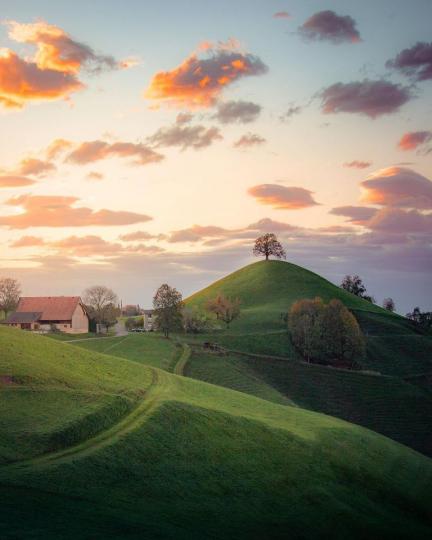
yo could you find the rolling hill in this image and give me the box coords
[1,326,431,539]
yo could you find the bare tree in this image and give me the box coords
[253,233,286,261]
[83,285,119,329]
[382,298,395,312]
[0,278,21,317]
[153,284,184,338]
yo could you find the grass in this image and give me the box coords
[70,333,180,371]
[1,326,431,538]
[185,348,432,457]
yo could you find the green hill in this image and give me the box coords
[1,326,431,539]
[185,260,432,377]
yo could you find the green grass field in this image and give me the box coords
[1,326,432,539]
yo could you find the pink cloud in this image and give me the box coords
[386,42,432,82]
[343,160,372,169]
[248,184,319,209]
[233,133,266,148]
[397,131,432,152]
[0,175,36,188]
[66,140,164,165]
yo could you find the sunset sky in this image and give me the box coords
[0,0,431,313]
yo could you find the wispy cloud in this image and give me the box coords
[213,100,261,124]
[66,140,164,165]
[233,132,266,148]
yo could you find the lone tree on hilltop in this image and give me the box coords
[83,285,119,331]
[153,283,184,338]
[0,277,21,317]
[382,298,395,312]
[253,233,286,261]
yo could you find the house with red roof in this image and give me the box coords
[3,296,89,334]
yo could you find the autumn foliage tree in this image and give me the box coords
[206,294,241,328]
[253,233,286,261]
[0,278,21,317]
[153,283,184,338]
[288,297,365,367]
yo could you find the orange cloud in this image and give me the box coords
[7,20,117,74]
[0,49,82,108]
[86,171,104,181]
[0,194,152,229]
[16,157,56,176]
[66,140,164,165]
[45,138,73,160]
[10,235,45,247]
[397,131,432,151]
[361,167,432,209]
[248,184,319,210]
[145,41,268,108]
[0,175,35,187]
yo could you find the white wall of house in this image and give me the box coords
[70,304,89,333]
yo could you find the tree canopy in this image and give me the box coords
[83,285,119,331]
[288,297,365,367]
[340,275,375,303]
[206,294,241,328]
[0,278,21,317]
[153,284,184,338]
[253,233,286,261]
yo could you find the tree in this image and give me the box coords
[0,278,21,317]
[182,307,214,334]
[288,297,365,367]
[83,285,119,331]
[340,275,374,303]
[406,307,432,331]
[253,233,286,261]
[205,294,241,328]
[382,298,395,312]
[153,284,184,338]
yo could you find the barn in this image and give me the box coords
[3,296,89,334]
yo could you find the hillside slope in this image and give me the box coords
[0,327,431,539]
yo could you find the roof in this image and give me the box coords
[142,309,154,315]
[15,297,84,321]
[4,311,42,324]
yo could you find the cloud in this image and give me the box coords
[119,231,163,242]
[397,131,432,152]
[144,40,268,108]
[299,10,361,44]
[280,105,302,122]
[86,171,104,181]
[361,167,432,209]
[329,205,378,225]
[148,123,222,150]
[0,194,152,229]
[168,225,231,243]
[366,207,432,233]
[7,20,117,75]
[66,140,164,165]
[273,12,291,19]
[343,160,372,169]
[247,218,299,232]
[248,184,319,209]
[320,80,411,118]
[0,49,83,108]
[233,133,266,148]
[176,112,194,125]
[15,157,56,176]
[386,42,432,82]
[0,175,36,188]
[45,138,73,160]
[10,235,45,247]
[213,100,261,124]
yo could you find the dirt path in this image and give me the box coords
[173,344,191,376]
[3,369,166,471]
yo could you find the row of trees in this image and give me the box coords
[289,297,365,367]
[152,284,241,337]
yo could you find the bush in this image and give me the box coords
[288,297,365,367]
[182,307,214,333]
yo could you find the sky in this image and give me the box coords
[0,0,431,313]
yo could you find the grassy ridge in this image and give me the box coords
[1,326,431,538]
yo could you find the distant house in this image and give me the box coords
[142,309,155,331]
[3,296,89,334]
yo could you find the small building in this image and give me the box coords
[3,296,89,334]
[142,309,155,331]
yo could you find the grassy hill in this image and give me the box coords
[1,326,431,539]
[185,260,432,377]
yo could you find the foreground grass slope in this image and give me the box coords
[0,327,431,539]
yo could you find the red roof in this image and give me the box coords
[16,296,83,321]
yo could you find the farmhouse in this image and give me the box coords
[143,309,155,331]
[3,296,89,334]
